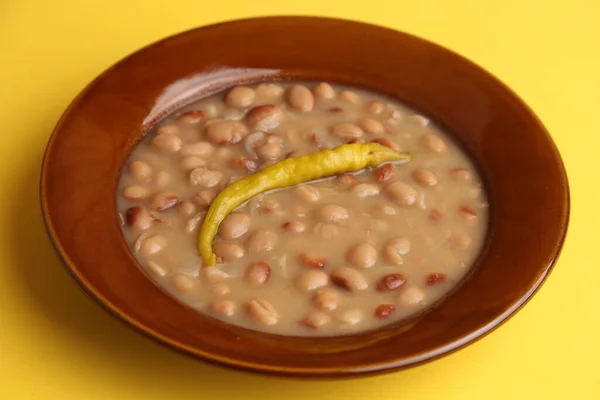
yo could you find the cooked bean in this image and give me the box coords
[202,267,230,282]
[339,90,361,103]
[299,252,327,269]
[428,208,445,222]
[150,192,179,211]
[292,205,307,218]
[295,269,329,292]
[123,185,150,201]
[255,83,284,99]
[366,100,385,115]
[386,108,404,124]
[283,221,305,233]
[312,222,340,239]
[412,169,438,187]
[156,124,179,136]
[151,134,182,153]
[331,267,368,291]
[372,202,397,216]
[368,220,388,233]
[301,312,331,329]
[129,160,152,182]
[246,229,278,253]
[213,242,244,262]
[398,287,425,306]
[246,299,279,326]
[374,164,395,183]
[181,141,213,157]
[210,282,231,296]
[185,212,204,233]
[178,201,196,217]
[319,204,349,221]
[336,173,359,188]
[346,138,366,145]
[329,123,363,140]
[219,212,251,239]
[125,207,156,230]
[232,156,258,172]
[177,110,206,125]
[224,86,256,108]
[347,243,378,268]
[286,85,315,112]
[246,104,284,131]
[358,117,385,135]
[140,234,167,257]
[421,133,447,153]
[384,237,411,264]
[245,262,271,285]
[337,309,363,325]
[256,142,283,161]
[295,185,320,202]
[146,260,167,277]
[155,171,171,188]
[374,304,396,319]
[204,103,221,119]
[256,198,280,214]
[426,273,447,285]
[370,137,401,151]
[352,183,380,197]
[221,106,244,119]
[385,182,417,206]
[451,231,472,250]
[450,168,472,181]
[377,273,406,291]
[171,274,194,294]
[313,82,335,99]
[189,167,222,187]
[179,156,206,171]
[214,147,233,160]
[205,121,248,145]
[312,288,340,311]
[459,206,478,221]
[211,300,236,317]
[194,189,216,207]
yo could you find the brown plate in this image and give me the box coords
[40,16,569,378]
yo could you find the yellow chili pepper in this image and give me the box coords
[198,142,411,266]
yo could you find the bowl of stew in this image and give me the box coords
[40,16,569,377]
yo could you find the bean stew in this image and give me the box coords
[117,82,489,336]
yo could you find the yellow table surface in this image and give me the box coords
[1,0,598,398]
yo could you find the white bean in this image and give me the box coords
[211,300,236,317]
[385,182,417,206]
[151,134,182,153]
[286,85,315,112]
[224,86,256,108]
[129,160,152,182]
[213,242,244,262]
[171,274,195,294]
[219,212,251,239]
[246,229,278,253]
[398,287,425,306]
[181,142,214,157]
[295,270,329,292]
[347,243,378,268]
[319,204,349,221]
[313,82,336,99]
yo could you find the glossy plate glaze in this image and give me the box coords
[40,16,569,377]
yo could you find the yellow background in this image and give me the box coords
[1,0,598,398]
